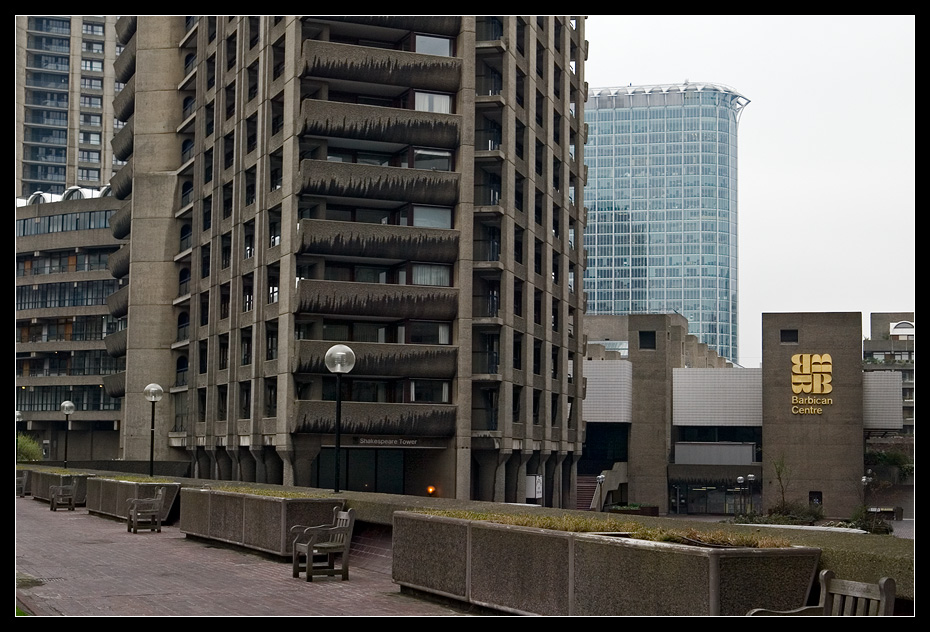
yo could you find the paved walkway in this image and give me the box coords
[15,496,481,616]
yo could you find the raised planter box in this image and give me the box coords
[85,477,180,523]
[179,488,344,557]
[392,511,822,616]
[29,471,93,506]
[606,505,660,517]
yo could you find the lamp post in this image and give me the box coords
[736,476,745,515]
[324,345,355,493]
[60,400,75,469]
[143,383,164,477]
[746,473,756,514]
[596,474,606,512]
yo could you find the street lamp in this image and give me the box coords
[324,345,355,493]
[596,474,606,512]
[746,473,756,514]
[737,476,745,515]
[143,383,164,477]
[60,400,75,469]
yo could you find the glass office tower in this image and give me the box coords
[583,82,749,363]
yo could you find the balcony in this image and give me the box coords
[298,99,460,148]
[292,400,456,437]
[301,39,461,94]
[297,279,457,321]
[298,219,459,263]
[299,160,459,207]
[293,340,456,379]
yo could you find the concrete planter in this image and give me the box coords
[85,477,180,523]
[179,488,344,557]
[29,471,93,506]
[606,505,660,517]
[392,512,821,616]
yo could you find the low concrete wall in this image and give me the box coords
[392,512,821,616]
[28,471,93,506]
[85,478,180,523]
[179,488,344,557]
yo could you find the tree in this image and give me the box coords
[772,455,791,511]
[17,432,43,462]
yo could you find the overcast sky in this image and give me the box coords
[581,15,915,367]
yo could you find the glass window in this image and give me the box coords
[414,34,453,56]
[410,264,450,286]
[412,148,452,171]
[410,380,450,403]
[411,206,452,228]
[414,92,452,113]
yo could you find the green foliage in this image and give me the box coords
[16,433,43,462]
[419,510,792,548]
[865,450,914,477]
[211,484,333,499]
[732,501,824,526]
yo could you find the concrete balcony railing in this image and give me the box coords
[111,116,134,162]
[293,340,457,379]
[110,157,133,201]
[103,371,126,398]
[301,39,461,94]
[110,199,132,240]
[291,400,457,437]
[113,74,135,122]
[115,15,137,46]
[297,279,458,321]
[107,244,130,280]
[106,285,130,320]
[113,34,136,84]
[104,326,127,359]
[299,160,460,207]
[297,219,459,264]
[298,99,460,149]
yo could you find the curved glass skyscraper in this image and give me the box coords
[583,82,749,362]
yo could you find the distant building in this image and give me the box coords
[582,82,750,363]
[15,16,123,196]
[15,189,124,461]
[580,312,904,519]
[862,312,914,436]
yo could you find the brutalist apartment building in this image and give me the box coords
[101,16,588,506]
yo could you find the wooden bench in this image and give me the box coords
[748,569,896,616]
[49,484,75,511]
[16,471,29,498]
[127,486,166,534]
[291,507,356,582]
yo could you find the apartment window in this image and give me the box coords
[264,378,277,417]
[268,207,281,247]
[79,132,101,145]
[81,59,103,72]
[78,150,100,163]
[238,381,251,418]
[82,22,104,36]
[218,334,229,369]
[267,265,279,304]
[77,168,100,181]
[407,321,451,345]
[80,113,102,127]
[412,148,452,171]
[243,221,255,259]
[242,274,254,312]
[221,233,231,268]
[241,327,253,365]
[79,95,102,108]
[409,380,450,404]
[407,205,452,228]
[80,77,103,90]
[82,40,104,54]
[413,91,452,113]
[410,264,451,287]
[217,384,228,420]
[265,320,279,360]
[412,34,453,56]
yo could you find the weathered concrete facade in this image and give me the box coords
[104,16,588,507]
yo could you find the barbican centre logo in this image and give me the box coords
[790,353,833,415]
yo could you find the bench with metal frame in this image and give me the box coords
[748,569,896,616]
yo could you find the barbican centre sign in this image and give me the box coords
[790,353,834,415]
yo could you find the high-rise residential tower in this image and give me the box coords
[583,82,749,362]
[15,16,123,197]
[102,16,587,507]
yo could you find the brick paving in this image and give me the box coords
[15,496,481,616]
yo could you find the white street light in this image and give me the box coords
[324,345,355,493]
[144,384,164,477]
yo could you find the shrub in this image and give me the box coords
[16,433,43,462]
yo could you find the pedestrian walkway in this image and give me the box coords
[15,496,481,616]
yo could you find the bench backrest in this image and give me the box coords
[820,570,896,616]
